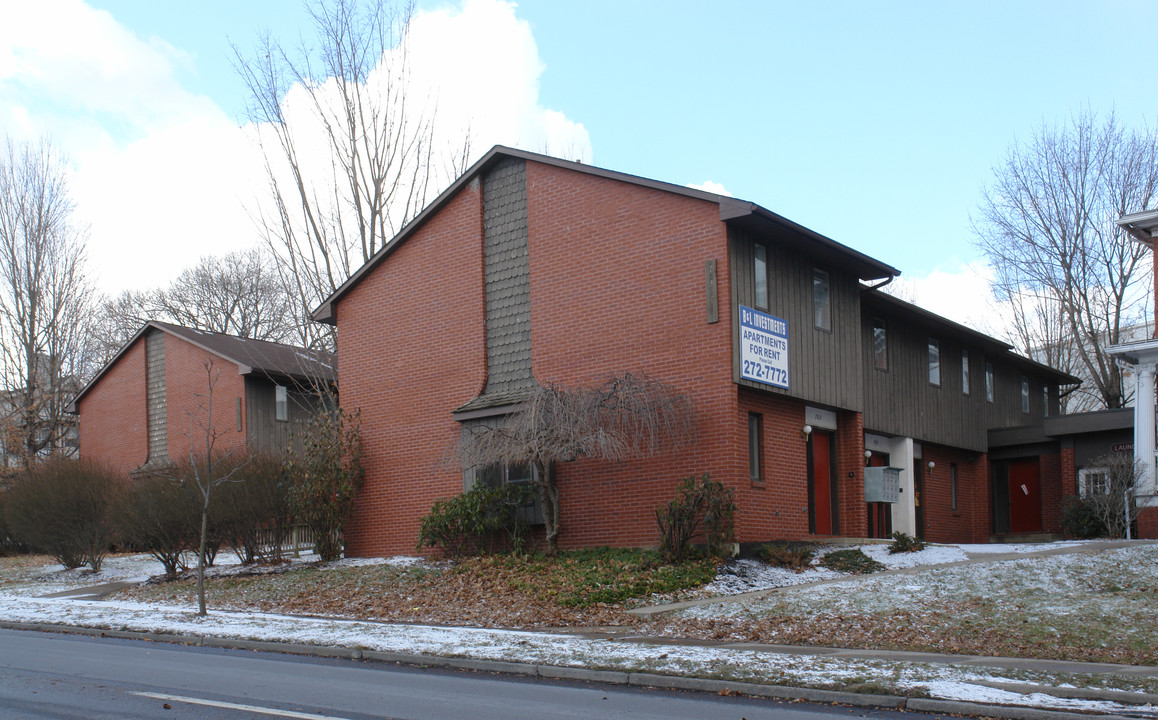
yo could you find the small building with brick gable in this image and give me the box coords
[315,146,1077,556]
[68,321,335,475]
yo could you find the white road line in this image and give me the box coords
[132,691,360,720]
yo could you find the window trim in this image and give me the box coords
[961,349,970,396]
[754,243,768,310]
[275,384,288,422]
[871,317,887,371]
[812,267,831,332]
[928,338,941,387]
[950,463,958,512]
[748,412,763,484]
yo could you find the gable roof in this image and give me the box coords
[67,321,336,413]
[313,145,901,324]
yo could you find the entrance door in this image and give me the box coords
[809,430,837,535]
[1007,458,1042,533]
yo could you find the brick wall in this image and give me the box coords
[160,334,247,464]
[1138,507,1158,539]
[919,444,991,543]
[337,179,489,557]
[77,337,149,476]
[78,332,247,475]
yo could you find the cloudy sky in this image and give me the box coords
[2,0,1154,337]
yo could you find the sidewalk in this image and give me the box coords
[3,541,1157,720]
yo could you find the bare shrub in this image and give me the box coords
[217,452,292,564]
[115,473,199,578]
[3,458,118,571]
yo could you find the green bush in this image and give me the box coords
[888,531,926,554]
[418,481,536,556]
[757,542,815,572]
[820,548,885,574]
[4,458,120,571]
[1061,496,1106,539]
[656,473,737,562]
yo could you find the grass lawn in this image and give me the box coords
[663,544,1158,665]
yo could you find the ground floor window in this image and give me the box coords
[465,461,544,524]
[748,413,763,483]
[1078,467,1111,497]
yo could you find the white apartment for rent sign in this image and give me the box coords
[739,305,789,389]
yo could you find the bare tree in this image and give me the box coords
[1079,452,1140,539]
[975,110,1158,409]
[88,248,293,371]
[168,359,248,616]
[0,137,92,466]
[454,373,696,555]
[234,0,470,349]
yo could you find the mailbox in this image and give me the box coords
[864,466,901,503]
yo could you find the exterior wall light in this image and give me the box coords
[802,424,812,440]
[927,461,935,471]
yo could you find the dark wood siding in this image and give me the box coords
[861,300,1058,452]
[245,378,325,454]
[729,227,863,411]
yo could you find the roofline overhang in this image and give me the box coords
[1118,209,1158,246]
[1108,337,1158,365]
[312,145,900,323]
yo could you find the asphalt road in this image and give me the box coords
[0,628,940,720]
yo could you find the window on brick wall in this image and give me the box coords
[950,463,958,512]
[466,461,544,524]
[748,413,763,483]
[754,243,768,310]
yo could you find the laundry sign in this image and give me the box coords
[739,305,789,389]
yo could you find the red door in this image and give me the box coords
[1008,458,1042,533]
[810,431,833,535]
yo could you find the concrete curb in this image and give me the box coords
[6,619,1155,720]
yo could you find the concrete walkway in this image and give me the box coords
[38,581,135,601]
[627,539,1157,619]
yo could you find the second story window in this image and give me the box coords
[754,243,768,309]
[872,318,887,371]
[928,338,941,386]
[1043,386,1050,417]
[985,362,994,402]
[275,385,288,422]
[813,268,831,331]
[961,349,970,395]
[1021,376,1030,413]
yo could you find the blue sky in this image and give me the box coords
[4,0,1155,333]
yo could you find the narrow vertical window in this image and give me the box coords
[928,338,941,386]
[1043,386,1050,417]
[985,362,994,403]
[748,413,763,483]
[1020,376,1029,413]
[950,463,958,512]
[275,385,288,422]
[812,268,831,331]
[961,349,970,395]
[754,243,768,310]
[236,397,242,432]
[872,318,887,370]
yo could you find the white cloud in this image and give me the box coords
[3,0,591,297]
[688,180,731,196]
[884,260,1014,341]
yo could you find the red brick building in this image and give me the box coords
[69,321,335,475]
[315,147,1077,555]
